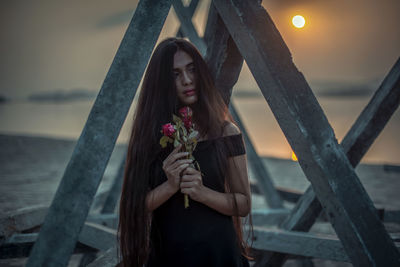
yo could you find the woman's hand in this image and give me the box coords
[162,144,193,193]
[180,167,205,202]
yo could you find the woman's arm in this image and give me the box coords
[180,122,251,217]
[146,144,193,212]
[146,181,176,212]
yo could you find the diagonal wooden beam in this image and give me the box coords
[213,0,400,265]
[87,246,119,267]
[260,57,400,266]
[0,205,47,238]
[204,3,243,105]
[26,1,172,266]
[202,1,283,208]
[175,0,199,38]
[251,227,400,263]
[100,152,126,214]
[172,0,206,55]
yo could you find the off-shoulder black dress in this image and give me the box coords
[146,133,249,267]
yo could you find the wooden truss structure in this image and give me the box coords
[1,0,399,266]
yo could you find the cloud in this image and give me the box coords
[311,80,377,98]
[28,88,97,102]
[96,9,135,29]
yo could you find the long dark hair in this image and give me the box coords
[118,37,251,267]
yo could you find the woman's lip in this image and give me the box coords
[184,89,196,96]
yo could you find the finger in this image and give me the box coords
[182,167,198,175]
[175,163,190,174]
[164,144,181,160]
[171,151,190,162]
[163,145,185,166]
[180,188,192,195]
[170,159,193,170]
[181,174,200,182]
[180,181,198,188]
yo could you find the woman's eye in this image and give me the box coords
[188,67,195,73]
[174,72,180,78]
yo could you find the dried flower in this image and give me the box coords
[162,123,175,137]
[159,106,200,208]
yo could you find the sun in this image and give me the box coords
[292,15,305,28]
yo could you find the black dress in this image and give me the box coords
[146,133,249,267]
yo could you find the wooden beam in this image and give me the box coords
[100,153,126,214]
[279,186,322,231]
[252,227,400,263]
[0,233,96,259]
[213,0,400,265]
[204,2,243,105]
[78,222,117,251]
[1,221,117,259]
[0,205,47,238]
[202,1,284,208]
[87,247,119,267]
[252,209,290,226]
[276,187,301,203]
[172,0,206,55]
[175,0,199,38]
[263,57,400,265]
[26,1,172,266]
[250,227,350,262]
[87,213,118,229]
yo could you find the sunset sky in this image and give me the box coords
[1,0,399,98]
[0,0,399,163]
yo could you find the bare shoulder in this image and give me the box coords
[222,121,241,136]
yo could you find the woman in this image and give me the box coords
[119,37,252,267]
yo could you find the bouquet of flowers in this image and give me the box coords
[160,106,199,208]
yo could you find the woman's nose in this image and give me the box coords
[182,71,192,85]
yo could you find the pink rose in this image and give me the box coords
[162,123,175,137]
[183,118,192,129]
[179,106,193,119]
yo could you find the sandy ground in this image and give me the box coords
[0,134,399,266]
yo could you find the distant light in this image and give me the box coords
[292,15,305,28]
[291,151,298,161]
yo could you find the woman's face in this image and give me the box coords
[173,50,198,106]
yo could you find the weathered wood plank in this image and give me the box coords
[87,213,118,229]
[213,0,400,265]
[385,210,400,224]
[276,187,301,203]
[0,233,96,259]
[202,1,284,208]
[1,221,117,259]
[87,246,119,267]
[78,222,117,251]
[252,209,290,226]
[175,0,199,38]
[101,153,126,214]
[250,227,350,262]
[262,57,400,265]
[172,0,206,55]
[204,2,243,105]
[26,1,172,266]
[279,186,322,231]
[0,205,47,238]
[252,228,400,263]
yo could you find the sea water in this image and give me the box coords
[0,95,399,165]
